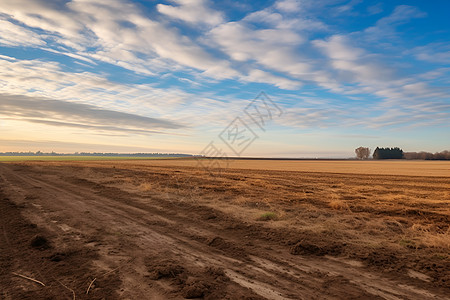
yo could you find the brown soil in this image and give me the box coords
[0,160,449,299]
[0,177,120,299]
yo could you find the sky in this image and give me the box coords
[0,0,449,158]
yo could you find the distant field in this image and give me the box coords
[0,159,448,298]
[66,158,450,177]
[0,156,177,162]
[4,157,448,176]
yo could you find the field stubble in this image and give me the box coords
[0,159,449,299]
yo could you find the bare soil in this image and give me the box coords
[0,160,449,299]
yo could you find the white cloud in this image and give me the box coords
[0,0,238,81]
[418,68,450,81]
[367,3,383,15]
[0,56,264,132]
[274,0,302,13]
[0,0,88,49]
[41,47,97,65]
[210,22,304,60]
[69,0,235,77]
[409,43,450,64]
[313,34,395,89]
[376,5,426,26]
[208,20,311,86]
[0,0,448,135]
[334,0,362,15]
[311,31,450,128]
[0,57,187,117]
[313,35,363,61]
[244,3,327,31]
[244,69,302,90]
[0,0,332,92]
[279,106,345,128]
[157,0,223,26]
[0,19,46,47]
[364,5,426,39]
[0,94,184,134]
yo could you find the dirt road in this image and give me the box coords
[0,161,448,299]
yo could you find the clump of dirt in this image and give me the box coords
[202,212,217,220]
[146,257,260,299]
[30,235,50,249]
[48,252,67,262]
[206,236,248,259]
[361,249,400,269]
[207,236,227,248]
[290,240,343,256]
[147,261,185,280]
[290,241,324,255]
[205,266,226,278]
[182,279,208,298]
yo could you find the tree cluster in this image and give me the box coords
[373,147,404,159]
[404,150,450,160]
[355,147,370,159]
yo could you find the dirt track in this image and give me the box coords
[0,161,449,299]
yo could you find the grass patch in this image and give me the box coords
[258,212,277,221]
[328,199,350,211]
[139,182,153,192]
[399,239,416,249]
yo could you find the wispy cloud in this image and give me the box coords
[0,139,167,153]
[207,14,311,86]
[408,43,450,64]
[157,0,224,26]
[0,19,46,47]
[0,94,185,134]
[364,5,427,40]
[0,0,237,80]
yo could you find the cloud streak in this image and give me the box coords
[0,94,185,134]
[157,0,224,26]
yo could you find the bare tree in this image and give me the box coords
[355,147,370,160]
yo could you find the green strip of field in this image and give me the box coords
[0,156,179,162]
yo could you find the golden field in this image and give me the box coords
[1,159,449,299]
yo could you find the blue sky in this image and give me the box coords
[0,0,449,157]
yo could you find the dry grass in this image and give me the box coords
[25,160,450,260]
[138,182,152,192]
[258,212,277,221]
[76,161,449,256]
[419,231,450,249]
[327,191,352,211]
[407,224,450,249]
[328,199,351,211]
[71,159,450,177]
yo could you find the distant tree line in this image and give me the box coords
[373,147,404,159]
[404,150,450,160]
[359,147,450,160]
[0,151,193,157]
